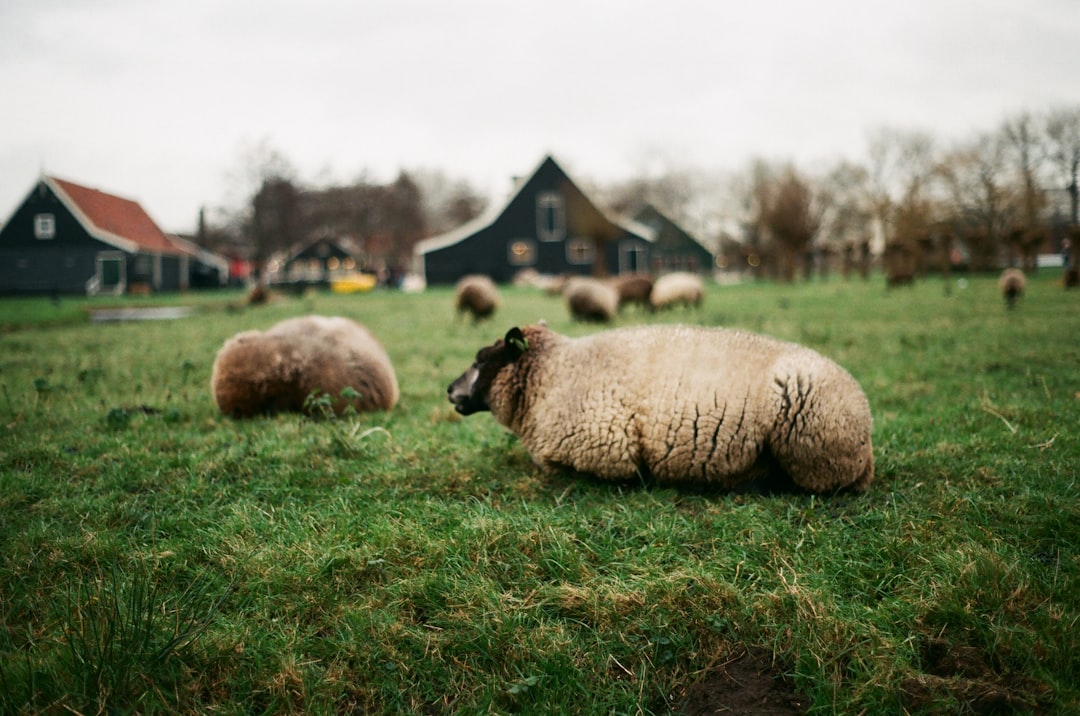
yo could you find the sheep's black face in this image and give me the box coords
[448,328,527,415]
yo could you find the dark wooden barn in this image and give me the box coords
[272,236,364,286]
[633,204,716,274]
[415,155,656,285]
[0,175,225,295]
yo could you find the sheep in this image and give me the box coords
[650,272,704,310]
[563,276,619,322]
[212,315,398,417]
[246,282,270,305]
[998,268,1026,309]
[610,274,654,312]
[514,269,566,295]
[455,274,500,321]
[448,323,874,494]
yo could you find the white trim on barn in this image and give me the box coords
[43,176,141,254]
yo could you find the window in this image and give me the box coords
[536,192,565,241]
[34,213,55,239]
[508,238,537,266]
[566,237,595,265]
[619,242,646,274]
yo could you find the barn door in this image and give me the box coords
[96,252,126,295]
[619,242,646,274]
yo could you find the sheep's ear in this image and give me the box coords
[504,327,528,360]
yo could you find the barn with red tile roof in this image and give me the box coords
[0,175,225,295]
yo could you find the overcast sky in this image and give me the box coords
[1,0,1076,232]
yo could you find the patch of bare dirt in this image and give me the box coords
[900,637,1054,714]
[675,637,1055,715]
[675,647,807,716]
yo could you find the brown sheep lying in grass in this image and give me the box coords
[448,323,873,494]
[212,315,398,417]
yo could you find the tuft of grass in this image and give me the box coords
[1,555,236,714]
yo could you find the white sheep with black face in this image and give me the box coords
[448,323,874,493]
[212,316,398,417]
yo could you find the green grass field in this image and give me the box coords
[1,274,1078,714]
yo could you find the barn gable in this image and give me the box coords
[415,155,655,285]
[272,236,365,286]
[634,204,716,274]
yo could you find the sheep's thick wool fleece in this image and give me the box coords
[212,316,398,417]
[491,324,873,492]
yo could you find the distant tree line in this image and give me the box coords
[196,104,1079,283]
[195,141,487,280]
[603,103,1080,282]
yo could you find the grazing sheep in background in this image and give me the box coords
[512,269,542,287]
[650,272,704,310]
[246,283,270,305]
[514,270,568,295]
[563,276,619,322]
[542,274,569,296]
[448,323,873,494]
[999,268,1026,309]
[610,274,654,312]
[212,315,398,417]
[886,270,915,288]
[455,275,500,322]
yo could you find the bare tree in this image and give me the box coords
[409,169,487,234]
[1001,111,1048,270]
[754,163,819,282]
[936,133,1014,272]
[816,160,874,279]
[381,171,427,273]
[250,176,301,281]
[1046,104,1080,228]
[866,130,929,236]
[866,127,938,280]
[244,146,300,280]
[733,159,778,279]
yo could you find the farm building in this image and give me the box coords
[415,155,657,285]
[0,175,227,295]
[633,204,716,274]
[268,236,365,287]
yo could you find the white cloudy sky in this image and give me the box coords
[1,0,1076,232]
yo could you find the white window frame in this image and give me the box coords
[34,213,55,240]
[536,192,565,242]
[508,238,537,266]
[619,242,647,274]
[566,237,595,265]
